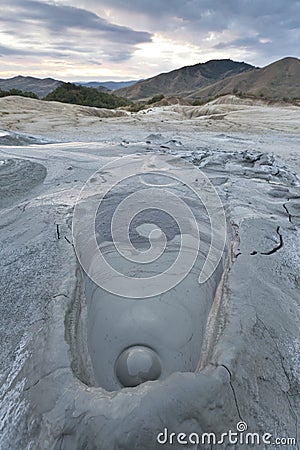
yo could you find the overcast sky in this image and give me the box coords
[0,0,299,81]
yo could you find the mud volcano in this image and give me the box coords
[69,155,226,391]
[1,147,299,450]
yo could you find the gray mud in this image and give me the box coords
[0,130,53,146]
[0,139,299,450]
[0,158,47,207]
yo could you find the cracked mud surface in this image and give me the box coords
[0,127,299,449]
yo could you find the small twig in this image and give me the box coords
[53,293,68,298]
[56,224,61,240]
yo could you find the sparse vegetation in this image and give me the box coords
[190,98,212,106]
[43,82,131,109]
[127,102,146,112]
[147,94,165,104]
[0,88,38,99]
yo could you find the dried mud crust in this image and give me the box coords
[0,142,299,450]
[0,158,47,208]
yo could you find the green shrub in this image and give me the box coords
[147,94,164,105]
[190,96,216,106]
[43,82,131,109]
[0,88,38,99]
[128,102,145,112]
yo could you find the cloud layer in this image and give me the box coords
[0,0,152,78]
[96,0,300,58]
[0,0,299,80]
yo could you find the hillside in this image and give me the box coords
[188,57,300,101]
[115,59,254,100]
[2,58,299,104]
[0,76,63,98]
[43,82,131,108]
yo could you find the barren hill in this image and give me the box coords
[188,57,300,101]
[115,59,254,100]
[0,76,63,98]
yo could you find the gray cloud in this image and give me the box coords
[0,43,88,61]
[89,0,299,23]
[0,0,299,78]
[0,0,152,63]
[12,0,151,44]
[0,45,31,56]
[86,0,300,62]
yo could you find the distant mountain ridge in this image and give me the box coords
[74,82,111,93]
[1,57,299,104]
[115,59,255,100]
[0,76,63,98]
[0,76,142,98]
[75,80,142,91]
[187,57,300,101]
